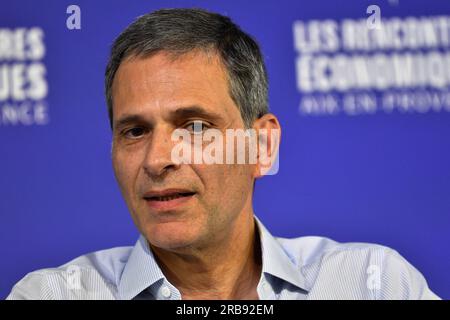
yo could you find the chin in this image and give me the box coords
[143,221,199,251]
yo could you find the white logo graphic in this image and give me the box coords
[0,27,49,126]
[293,14,450,116]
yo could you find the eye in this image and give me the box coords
[185,121,209,134]
[123,127,146,139]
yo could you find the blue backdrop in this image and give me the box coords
[1,0,449,299]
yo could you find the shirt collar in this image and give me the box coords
[118,215,308,299]
[254,216,309,292]
[118,235,166,300]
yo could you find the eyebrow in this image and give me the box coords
[172,105,224,122]
[113,105,225,131]
[113,114,148,132]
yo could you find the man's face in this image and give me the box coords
[111,51,255,250]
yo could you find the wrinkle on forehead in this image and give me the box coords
[111,49,240,125]
[116,48,226,91]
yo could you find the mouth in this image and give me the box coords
[144,192,195,201]
[143,189,196,211]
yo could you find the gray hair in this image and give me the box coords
[104,8,269,128]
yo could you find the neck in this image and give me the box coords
[150,212,262,300]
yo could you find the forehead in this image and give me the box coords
[111,50,239,123]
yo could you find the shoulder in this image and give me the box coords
[276,235,391,267]
[275,236,440,300]
[7,246,133,300]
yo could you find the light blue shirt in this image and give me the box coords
[7,216,439,300]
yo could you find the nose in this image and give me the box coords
[143,125,179,178]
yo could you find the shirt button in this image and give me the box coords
[161,286,171,298]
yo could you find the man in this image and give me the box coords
[7,8,439,300]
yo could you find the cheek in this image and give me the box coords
[112,150,140,197]
[196,163,251,204]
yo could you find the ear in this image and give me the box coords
[252,113,281,178]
